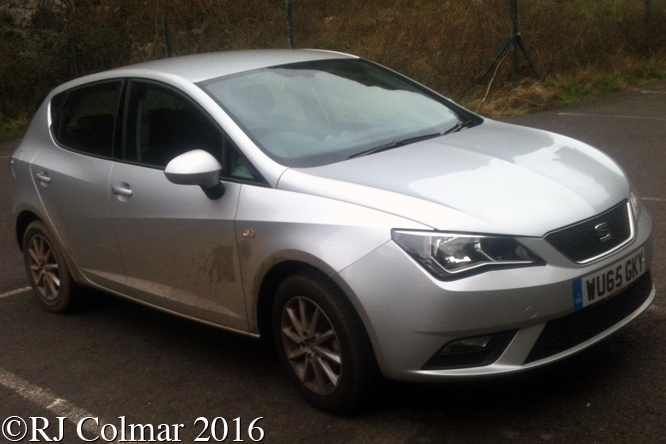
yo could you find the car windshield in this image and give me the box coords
[199,58,463,167]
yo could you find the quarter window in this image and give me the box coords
[54,82,122,157]
[49,92,65,125]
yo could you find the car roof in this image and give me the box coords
[53,49,356,94]
[113,49,355,83]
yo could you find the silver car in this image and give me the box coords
[10,50,654,413]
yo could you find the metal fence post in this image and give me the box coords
[477,0,539,86]
[70,29,79,77]
[645,0,653,53]
[510,0,518,87]
[162,16,172,58]
[285,0,295,49]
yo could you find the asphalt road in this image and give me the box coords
[1,81,665,444]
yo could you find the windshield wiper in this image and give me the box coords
[443,117,477,135]
[348,132,442,159]
[348,117,480,160]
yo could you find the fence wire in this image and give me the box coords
[1,0,665,118]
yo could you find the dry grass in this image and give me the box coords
[0,114,30,140]
[466,54,666,117]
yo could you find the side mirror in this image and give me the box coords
[164,150,225,199]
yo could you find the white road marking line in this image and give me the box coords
[0,287,31,299]
[648,305,664,313]
[0,368,137,443]
[558,112,666,121]
[641,90,666,94]
[0,155,10,159]
[640,197,666,203]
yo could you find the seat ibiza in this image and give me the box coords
[10,50,654,412]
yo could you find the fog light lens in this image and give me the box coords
[422,330,517,370]
[440,335,493,354]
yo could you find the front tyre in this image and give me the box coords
[23,221,77,313]
[273,271,376,413]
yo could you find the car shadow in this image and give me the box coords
[74,286,647,419]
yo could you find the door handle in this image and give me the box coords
[112,185,133,197]
[35,171,51,184]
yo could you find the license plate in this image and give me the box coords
[573,247,645,310]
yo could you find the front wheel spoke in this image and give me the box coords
[298,299,308,334]
[315,345,341,364]
[30,265,40,271]
[282,326,303,345]
[35,272,44,286]
[311,357,328,392]
[31,237,40,257]
[38,237,46,258]
[316,356,339,386]
[29,248,40,264]
[308,308,321,337]
[287,346,308,361]
[286,307,305,337]
[303,358,314,382]
[45,274,57,297]
[43,263,58,271]
[294,361,307,381]
[46,272,60,288]
[43,247,53,263]
[314,329,335,346]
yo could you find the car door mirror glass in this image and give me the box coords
[164,149,223,191]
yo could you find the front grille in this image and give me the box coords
[524,270,652,364]
[545,201,631,262]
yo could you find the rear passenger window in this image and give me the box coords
[54,82,122,158]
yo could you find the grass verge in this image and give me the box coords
[464,54,666,117]
[0,114,30,141]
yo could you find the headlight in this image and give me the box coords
[392,230,544,280]
[630,190,642,221]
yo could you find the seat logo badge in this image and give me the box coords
[595,222,612,243]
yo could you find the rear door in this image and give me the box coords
[30,81,127,291]
[109,80,258,331]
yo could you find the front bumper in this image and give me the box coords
[334,208,654,381]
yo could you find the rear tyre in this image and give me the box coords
[23,221,77,313]
[273,271,377,413]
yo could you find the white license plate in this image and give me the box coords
[573,247,645,310]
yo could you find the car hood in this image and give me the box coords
[277,119,630,237]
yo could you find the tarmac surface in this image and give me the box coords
[0,80,665,443]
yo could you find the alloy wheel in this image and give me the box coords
[281,296,342,395]
[27,234,60,301]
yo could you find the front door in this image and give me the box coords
[109,80,248,330]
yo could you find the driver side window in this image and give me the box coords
[122,80,260,183]
[124,81,223,169]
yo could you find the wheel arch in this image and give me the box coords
[254,259,376,355]
[15,210,42,252]
[262,260,382,412]
[256,260,323,341]
[15,209,86,285]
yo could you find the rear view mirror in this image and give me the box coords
[164,150,225,199]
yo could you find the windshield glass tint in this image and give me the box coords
[200,59,460,167]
